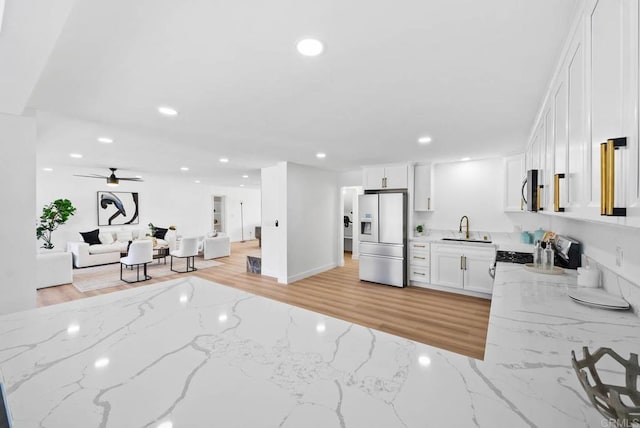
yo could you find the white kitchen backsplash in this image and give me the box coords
[586,256,640,317]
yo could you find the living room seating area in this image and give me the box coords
[67,228,177,268]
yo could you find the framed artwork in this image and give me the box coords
[97,192,139,226]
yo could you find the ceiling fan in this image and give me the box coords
[73,168,143,187]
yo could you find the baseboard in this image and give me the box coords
[287,262,336,284]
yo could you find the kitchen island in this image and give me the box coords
[0,264,638,427]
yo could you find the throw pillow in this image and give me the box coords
[98,232,115,245]
[80,229,101,245]
[154,227,168,239]
[116,230,133,242]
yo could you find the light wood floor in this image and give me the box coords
[38,240,491,359]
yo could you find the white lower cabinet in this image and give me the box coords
[430,243,496,295]
[408,241,430,286]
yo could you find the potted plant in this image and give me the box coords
[415,224,424,236]
[36,199,77,249]
[148,222,157,237]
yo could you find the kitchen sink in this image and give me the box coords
[441,237,493,244]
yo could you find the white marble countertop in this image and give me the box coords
[411,230,534,253]
[1,266,638,427]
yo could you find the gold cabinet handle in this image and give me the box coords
[413,256,426,260]
[460,256,464,270]
[600,137,627,216]
[427,197,431,210]
[537,185,544,211]
[554,173,565,212]
[413,272,426,276]
[413,244,426,248]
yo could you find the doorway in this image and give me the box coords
[212,195,226,234]
[339,186,363,267]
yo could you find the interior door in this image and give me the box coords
[379,193,404,244]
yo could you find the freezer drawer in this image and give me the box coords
[359,242,404,258]
[359,254,405,287]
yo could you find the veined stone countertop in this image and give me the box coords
[411,230,535,253]
[0,266,638,427]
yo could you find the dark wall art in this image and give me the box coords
[97,192,139,226]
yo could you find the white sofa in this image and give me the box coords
[68,228,177,268]
[200,233,231,260]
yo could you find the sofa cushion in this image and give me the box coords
[136,229,150,240]
[154,227,168,239]
[98,232,115,245]
[80,229,101,245]
[116,230,133,242]
[88,243,121,255]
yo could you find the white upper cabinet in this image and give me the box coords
[544,108,556,211]
[589,0,627,222]
[413,164,432,211]
[363,165,408,190]
[384,165,409,189]
[567,37,586,211]
[554,79,569,211]
[363,166,386,190]
[524,0,639,227]
[504,154,525,212]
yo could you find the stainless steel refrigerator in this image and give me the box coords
[358,192,407,287]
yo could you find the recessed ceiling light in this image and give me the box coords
[316,152,326,159]
[42,167,53,172]
[297,38,324,56]
[135,175,143,179]
[157,106,178,116]
[418,136,432,144]
[156,421,173,428]
[239,184,245,187]
[218,314,228,322]
[316,323,326,333]
[194,180,201,184]
[219,158,229,163]
[97,137,114,144]
[242,175,249,179]
[460,157,471,162]
[70,153,83,159]
[180,167,189,171]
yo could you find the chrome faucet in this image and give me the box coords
[459,216,470,239]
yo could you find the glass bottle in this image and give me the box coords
[533,241,542,267]
[544,242,554,270]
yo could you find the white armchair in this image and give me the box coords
[202,233,231,260]
[120,240,153,283]
[170,237,199,273]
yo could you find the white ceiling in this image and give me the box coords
[29,0,579,186]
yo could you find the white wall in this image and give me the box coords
[261,162,287,282]
[0,114,36,314]
[209,185,261,242]
[36,169,260,248]
[550,216,640,284]
[424,157,547,233]
[286,163,339,283]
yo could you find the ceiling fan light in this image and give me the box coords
[106,176,119,186]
